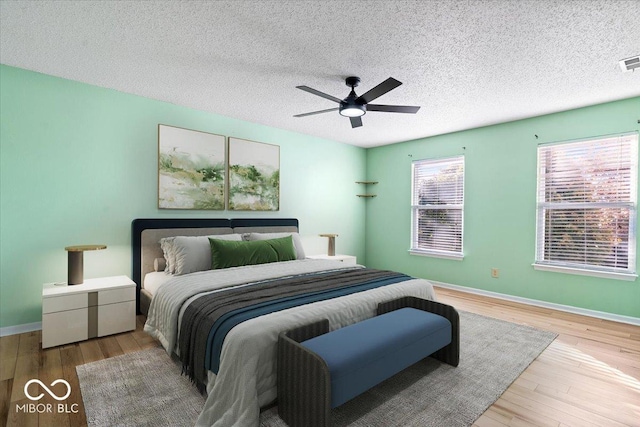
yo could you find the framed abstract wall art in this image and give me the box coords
[228,137,280,211]
[158,124,226,210]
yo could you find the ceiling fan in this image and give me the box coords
[294,76,420,128]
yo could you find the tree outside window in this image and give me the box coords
[411,156,464,259]
[535,133,638,278]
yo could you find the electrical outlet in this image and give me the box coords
[491,268,499,278]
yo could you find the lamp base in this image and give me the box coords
[68,251,83,285]
[327,237,335,256]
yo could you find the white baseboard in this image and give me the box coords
[0,321,42,337]
[431,281,640,327]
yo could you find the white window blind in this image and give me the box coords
[535,133,638,278]
[411,156,464,258]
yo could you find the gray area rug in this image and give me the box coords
[77,348,205,427]
[77,311,556,427]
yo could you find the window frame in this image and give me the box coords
[410,155,465,260]
[533,132,638,281]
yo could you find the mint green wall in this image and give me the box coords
[0,65,366,328]
[2,63,637,328]
[365,97,640,318]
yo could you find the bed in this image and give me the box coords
[132,218,438,427]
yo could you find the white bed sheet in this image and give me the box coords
[143,271,173,295]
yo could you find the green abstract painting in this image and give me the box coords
[158,124,226,209]
[228,137,280,211]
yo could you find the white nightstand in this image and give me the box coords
[307,254,357,265]
[42,275,136,348]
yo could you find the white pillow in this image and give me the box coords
[159,237,176,274]
[172,234,243,275]
[244,232,306,260]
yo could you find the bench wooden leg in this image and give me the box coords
[277,319,332,427]
[377,296,460,367]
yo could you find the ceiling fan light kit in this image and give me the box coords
[295,76,420,128]
[339,104,366,117]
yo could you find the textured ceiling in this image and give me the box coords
[1,1,639,148]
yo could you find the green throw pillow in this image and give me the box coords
[209,235,297,269]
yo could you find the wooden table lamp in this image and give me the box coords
[319,234,338,256]
[64,245,107,285]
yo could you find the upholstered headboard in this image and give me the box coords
[131,218,299,314]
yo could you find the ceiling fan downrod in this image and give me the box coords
[340,76,366,117]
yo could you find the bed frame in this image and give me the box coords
[131,218,299,314]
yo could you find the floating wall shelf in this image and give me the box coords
[356,181,378,198]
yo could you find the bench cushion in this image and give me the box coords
[301,307,452,407]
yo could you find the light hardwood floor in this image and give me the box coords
[1,287,638,427]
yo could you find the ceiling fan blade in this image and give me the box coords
[350,116,363,128]
[366,104,421,114]
[293,107,339,118]
[356,77,402,104]
[296,86,342,103]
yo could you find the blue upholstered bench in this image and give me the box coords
[277,296,459,427]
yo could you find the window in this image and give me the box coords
[535,133,638,280]
[411,156,464,259]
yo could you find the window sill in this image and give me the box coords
[409,250,464,261]
[532,263,637,282]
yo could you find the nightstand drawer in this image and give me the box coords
[98,300,136,337]
[42,293,87,314]
[99,287,135,305]
[42,308,88,348]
